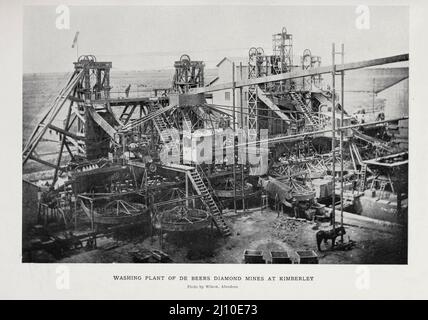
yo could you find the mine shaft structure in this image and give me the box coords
[22,56,117,187]
[244,28,326,210]
[172,54,204,94]
[23,52,238,240]
[190,28,408,228]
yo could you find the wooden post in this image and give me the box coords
[340,43,345,240]
[90,199,94,231]
[37,203,41,224]
[160,224,163,249]
[185,173,189,207]
[372,78,376,115]
[240,62,246,213]
[44,205,47,226]
[189,54,408,95]
[232,62,237,213]
[331,43,336,230]
[52,88,75,187]
[74,197,77,229]
[122,133,126,165]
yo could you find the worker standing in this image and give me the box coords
[361,109,366,124]
[125,84,131,97]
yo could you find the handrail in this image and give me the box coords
[195,164,225,211]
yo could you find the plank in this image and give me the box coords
[87,106,118,139]
[191,53,409,94]
[48,124,85,141]
[257,86,291,122]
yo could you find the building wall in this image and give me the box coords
[212,60,249,127]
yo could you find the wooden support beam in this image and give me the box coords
[24,70,81,151]
[64,140,75,159]
[23,70,84,164]
[87,105,118,140]
[120,103,177,132]
[48,124,85,141]
[335,54,408,73]
[153,195,204,208]
[375,76,409,94]
[256,85,291,123]
[65,136,85,154]
[191,53,409,94]
[241,116,409,148]
[52,99,74,186]
[71,106,86,123]
[28,156,65,171]
[68,96,84,103]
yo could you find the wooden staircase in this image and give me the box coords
[151,104,181,161]
[187,166,231,237]
[182,110,193,132]
[289,91,319,126]
[196,165,225,211]
[151,105,169,137]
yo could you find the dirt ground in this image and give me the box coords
[59,207,407,264]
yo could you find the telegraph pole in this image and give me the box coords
[331,43,336,230]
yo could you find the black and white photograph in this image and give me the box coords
[20,4,409,265]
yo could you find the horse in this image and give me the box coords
[316,226,346,251]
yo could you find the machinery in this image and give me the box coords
[22,27,409,259]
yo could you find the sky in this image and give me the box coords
[23,5,409,73]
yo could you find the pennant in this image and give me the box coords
[71,31,79,48]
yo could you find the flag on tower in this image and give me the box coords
[71,31,79,48]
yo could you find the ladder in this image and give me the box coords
[351,142,364,165]
[151,104,181,161]
[289,92,318,126]
[182,110,193,132]
[187,167,231,237]
[164,110,177,129]
[151,104,171,141]
[359,163,368,192]
[180,110,193,163]
[378,180,387,199]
